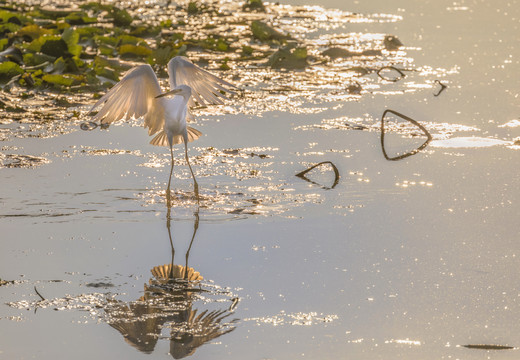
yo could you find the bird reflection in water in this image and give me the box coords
[105,205,237,358]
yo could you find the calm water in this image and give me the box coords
[1,0,519,359]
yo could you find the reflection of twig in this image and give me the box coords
[295,161,340,189]
[34,286,45,314]
[463,344,514,350]
[80,122,109,131]
[229,297,240,312]
[377,66,405,82]
[433,80,447,97]
[34,286,45,301]
[380,109,432,161]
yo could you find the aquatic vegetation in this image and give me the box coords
[0,0,411,96]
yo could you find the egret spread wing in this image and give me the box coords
[90,64,165,135]
[168,56,236,107]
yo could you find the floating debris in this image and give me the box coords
[34,286,45,301]
[377,66,406,82]
[433,79,447,96]
[383,35,404,50]
[463,344,514,350]
[0,153,50,168]
[0,278,15,286]
[85,282,115,288]
[296,161,340,189]
[380,109,432,161]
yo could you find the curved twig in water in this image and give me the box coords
[463,344,514,350]
[377,66,406,82]
[433,80,447,97]
[296,161,340,189]
[80,121,98,131]
[80,122,110,131]
[380,109,432,161]
[34,286,45,301]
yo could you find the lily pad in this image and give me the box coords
[384,35,403,51]
[268,45,308,69]
[0,22,20,36]
[62,28,82,57]
[110,7,133,27]
[243,0,266,12]
[0,10,29,26]
[118,44,153,58]
[188,2,200,15]
[64,11,97,25]
[0,46,23,64]
[42,73,82,87]
[23,52,55,66]
[0,61,23,82]
[41,38,69,58]
[322,47,353,59]
[251,21,290,42]
[16,24,52,40]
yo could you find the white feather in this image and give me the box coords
[90,64,165,136]
[167,56,236,108]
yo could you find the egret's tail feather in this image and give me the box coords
[187,126,202,142]
[149,127,202,147]
[150,131,169,147]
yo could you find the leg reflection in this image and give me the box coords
[106,205,236,358]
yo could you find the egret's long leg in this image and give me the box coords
[167,145,175,207]
[184,142,199,201]
[166,206,175,279]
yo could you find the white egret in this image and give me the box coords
[89,56,236,202]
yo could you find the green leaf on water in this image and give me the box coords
[0,22,20,35]
[16,24,52,40]
[0,61,24,82]
[75,26,104,39]
[0,38,7,51]
[23,52,55,66]
[243,0,266,12]
[64,11,97,25]
[62,28,82,57]
[151,46,176,67]
[187,2,199,15]
[42,73,83,87]
[118,34,143,46]
[95,35,119,47]
[118,44,152,58]
[110,7,133,27]
[268,45,308,69]
[0,9,30,25]
[251,21,290,42]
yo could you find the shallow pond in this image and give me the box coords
[1,0,520,359]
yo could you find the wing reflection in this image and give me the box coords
[380,109,432,161]
[106,206,237,358]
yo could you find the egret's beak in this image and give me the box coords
[155,88,182,99]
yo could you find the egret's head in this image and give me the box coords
[155,85,192,100]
